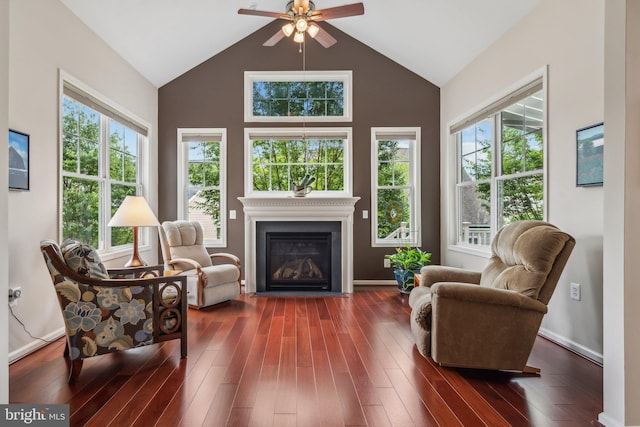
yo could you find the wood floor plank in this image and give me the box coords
[9,287,603,426]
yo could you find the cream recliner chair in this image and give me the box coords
[409,221,575,373]
[159,220,241,309]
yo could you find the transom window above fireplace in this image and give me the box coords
[244,71,352,122]
[244,127,352,197]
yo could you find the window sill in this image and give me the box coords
[99,244,152,263]
[447,244,492,259]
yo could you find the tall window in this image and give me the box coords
[453,80,545,247]
[177,129,227,247]
[244,71,352,122]
[245,128,352,196]
[61,82,147,252]
[371,128,421,247]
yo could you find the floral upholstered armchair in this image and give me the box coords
[40,239,188,383]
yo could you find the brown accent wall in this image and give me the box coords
[158,20,440,281]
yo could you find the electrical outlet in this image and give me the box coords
[570,282,581,301]
[9,286,22,305]
[383,258,391,268]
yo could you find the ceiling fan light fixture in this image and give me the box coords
[307,23,320,38]
[295,18,308,32]
[293,31,305,43]
[282,23,295,37]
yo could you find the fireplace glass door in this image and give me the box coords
[266,232,331,291]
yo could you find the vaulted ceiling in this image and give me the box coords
[60,0,541,88]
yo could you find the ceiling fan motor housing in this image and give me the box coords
[286,1,316,14]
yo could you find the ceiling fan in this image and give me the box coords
[238,0,364,48]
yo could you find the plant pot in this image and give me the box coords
[393,268,419,294]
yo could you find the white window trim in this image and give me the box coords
[370,127,422,247]
[177,128,228,248]
[58,70,152,261]
[244,70,353,123]
[447,67,548,255]
[243,127,353,197]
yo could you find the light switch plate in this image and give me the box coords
[229,210,237,220]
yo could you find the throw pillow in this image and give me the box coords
[60,238,109,279]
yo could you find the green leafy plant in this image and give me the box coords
[385,245,432,271]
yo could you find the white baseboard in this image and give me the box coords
[538,327,603,366]
[597,412,623,427]
[353,280,397,286]
[9,328,66,364]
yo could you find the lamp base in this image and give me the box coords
[124,255,146,268]
[124,226,147,267]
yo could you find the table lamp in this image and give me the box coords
[108,195,160,267]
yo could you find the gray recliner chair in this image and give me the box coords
[409,220,575,373]
[159,220,241,309]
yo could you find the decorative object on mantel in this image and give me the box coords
[238,0,364,49]
[576,122,604,187]
[292,174,315,197]
[385,245,432,294]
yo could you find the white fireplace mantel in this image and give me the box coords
[238,196,360,293]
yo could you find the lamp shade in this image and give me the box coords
[108,196,160,227]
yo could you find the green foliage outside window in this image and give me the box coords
[460,92,544,236]
[251,138,344,192]
[376,140,413,240]
[186,142,222,241]
[62,96,140,249]
[253,81,344,117]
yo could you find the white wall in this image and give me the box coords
[600,1,640,425]
[8,0,159,361]
[1,0,11,403]
[440,0,604,362]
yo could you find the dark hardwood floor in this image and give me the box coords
[10,287,603,426]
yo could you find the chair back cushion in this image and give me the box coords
[479,221,574,301]
[59,238,109,279]
[161,221,213,269]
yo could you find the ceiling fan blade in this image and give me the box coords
[238,8,290,19]
[313,26,337,48]
[263,29,286,47]
[310,3,364,21]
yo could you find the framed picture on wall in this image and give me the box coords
[576,123,604,187]
[9,129,30,191]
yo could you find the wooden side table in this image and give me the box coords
[414,273,421,287]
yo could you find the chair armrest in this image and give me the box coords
[108,264,165,279]
[168,258,203,272]
[431,282,547,313]
[420,266,481,287]
[210,252,240,265]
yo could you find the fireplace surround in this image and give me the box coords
[257,221,341,293]
[238,196,360,293]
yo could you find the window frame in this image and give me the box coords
[244,127,353,198]
[449,71,548,254]
[59,72,151,261]
[244,70,353,123]
[370,127,422,247]
[177,128,228,248]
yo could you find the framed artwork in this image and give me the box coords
[9,129,30,191]
[576,123,604,187]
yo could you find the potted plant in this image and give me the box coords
[385,245,432,294]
